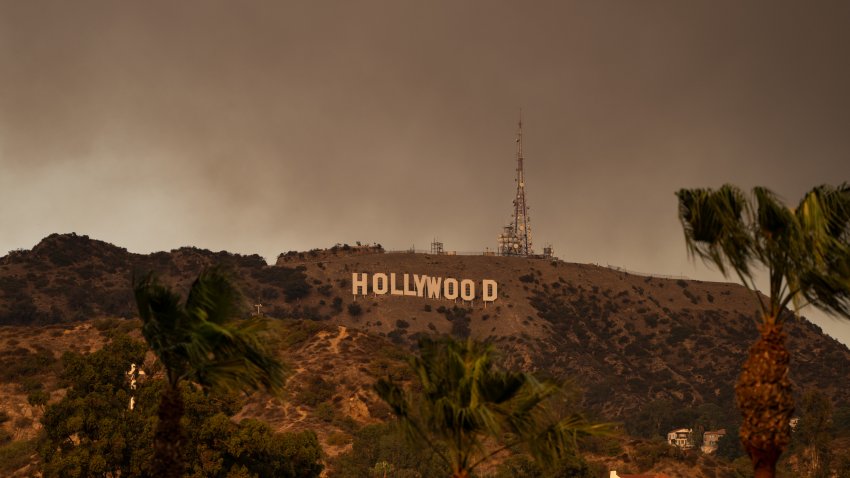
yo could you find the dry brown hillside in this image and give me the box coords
[2,234,849,417]
[2,234,850,476]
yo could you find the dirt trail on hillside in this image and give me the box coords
[328,326,347,354]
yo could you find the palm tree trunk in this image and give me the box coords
[735,321,794,478]
[152,383,186,478]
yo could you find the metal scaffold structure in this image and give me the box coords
[430,238,444,255]
[497,114,533,256]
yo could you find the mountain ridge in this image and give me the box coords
[2,233,848,417]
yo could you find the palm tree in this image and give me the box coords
[375,337,607,478]
[133,268,285,478]
[676,184,850,478]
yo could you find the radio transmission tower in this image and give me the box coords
[497,114,533,256]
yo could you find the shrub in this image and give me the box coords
[252,266,312,302]
[347,302,362,317]
[298,374,336,407]
[644,314,659,328]
[0,439,37,476]
[440,307,471,339]
[633,439,675,471]
[387,329,407,345]
[326,431,350,447]
[0,347,56,382]
[315,402,335,422]
[25,390,49,412]
[93,317,120,332]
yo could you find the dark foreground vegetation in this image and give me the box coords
[39,336,323,477]
[3,319,850,477]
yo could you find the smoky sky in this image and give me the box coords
[1,1,850,343]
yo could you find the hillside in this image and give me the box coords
[2,233,850,476]
[4,233,848,413]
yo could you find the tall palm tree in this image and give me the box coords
[375,337,607,478]
[676,184,850,478]
[134,268,285,478]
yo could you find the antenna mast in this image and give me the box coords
[498,112,533,255]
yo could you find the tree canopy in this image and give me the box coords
[133,268,287,477]
[39,334,322,478]
[375,336,608,478]
[676,183,850,478]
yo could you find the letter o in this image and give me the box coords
[460,279,475,301]
[373,273,388,295]
[444,278,459,300]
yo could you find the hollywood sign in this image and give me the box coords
[351,273,498,302]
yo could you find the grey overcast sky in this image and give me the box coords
[1,1,849,344]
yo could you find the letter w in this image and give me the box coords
[426,276,442,299]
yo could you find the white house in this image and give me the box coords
[701,429,726,454]
[666,428,694,449]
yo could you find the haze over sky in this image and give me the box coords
[1,1,849,344]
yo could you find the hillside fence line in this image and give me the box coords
[281,247,694,282]
[602,263,691,281]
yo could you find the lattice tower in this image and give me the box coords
[497,115,533,255]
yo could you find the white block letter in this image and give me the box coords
[373,273,388,295]
[444,278,459,300]
[403,274,417,296]
[482,279,497,302]
[427,276,442,299]
[460,279,475,301]
[390,273,403,295]
[413,274,428,297]
[352,273,368,295]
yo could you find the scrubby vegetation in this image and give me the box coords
[2,235,850,476]
[39,335,323,477]
[375,336,608,477]
[331,423,447,477]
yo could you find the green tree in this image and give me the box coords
[716,425,746,461]
[27,389,50,410]
[833,405,850,437]
[332,423,447,478]
[494,452,595,478]
[39,335,152,477]
[676,184,850,478]
[134,268,285,478]
[374,337,608,478]
[792,390,833,478]
[40,334,322,478]
[192,416,323,478]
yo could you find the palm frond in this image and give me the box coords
[134,272,190,385]
[375,336,608,475]
[133,268,285,394]
[676,185,755,279]
[679,183,850,477]
[794,184,850,318]
[185,267,242,325]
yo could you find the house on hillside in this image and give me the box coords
[609,471,671,478]
[701,429,726,454]
[666,428,694,449]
